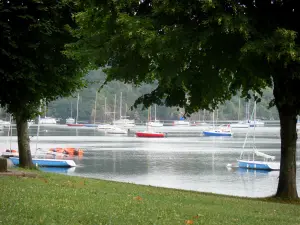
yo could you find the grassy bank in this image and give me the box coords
[0,171,299,225]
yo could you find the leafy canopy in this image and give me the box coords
[0,0,86,119]
[66,0,300,115]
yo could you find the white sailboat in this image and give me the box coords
[106,93,127,134]
[112,92,135,127]
[227,100,279,170]
[66,99,75,124]
[146,104,163,127]
[10,103,76,168]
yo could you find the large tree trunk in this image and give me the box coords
[275,105,298,199]
[15,115,34,168]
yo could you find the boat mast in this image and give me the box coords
[104,97,107,123]
[70,100,73,118]
[238,98,240,121]
[94,91,98,125]
[154,104,157,121]
[253,100,257,161]
[113,94,116,123]
[76,93,79,124]
[34,102,42,157]
[120,92,122,120]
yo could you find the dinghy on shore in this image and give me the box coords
[9,157,76,168]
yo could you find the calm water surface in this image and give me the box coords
[1,125,300,198]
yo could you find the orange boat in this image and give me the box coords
[48,148,84,156]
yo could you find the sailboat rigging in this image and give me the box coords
[227,100,280,171]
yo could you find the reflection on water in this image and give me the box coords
[1,126,300,197]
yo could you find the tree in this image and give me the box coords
[0,1,85,168]
[66,0,300,199]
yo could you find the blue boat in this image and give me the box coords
[84,124,98,127]
[237,159,280,170]
[39,167,76,174]
[203,124,233,137]
[203,131,232,136]
[230,101,280,171]
[10,157,76,168]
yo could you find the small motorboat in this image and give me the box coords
[136,131,165,138]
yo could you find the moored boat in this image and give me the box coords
[146,120,164,127]
[136,131,165,138]
[10,157,76,167]
[48,147,84,156]
[67,123,84,127]
[106,126,127,134]
[203,124,233,137]
[237,159,280,170]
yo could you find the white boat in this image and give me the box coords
[172,120,190,126]
[249,119,265,127]
[146,105,163,127]
[228,101,279,171]
[113,119,135,127]
[39,117,57,124]
[231,121,249,128]
[146,120,163,127]
[66,117,75,124]
[97,124,113,130]
[106,126,127,134]
[0,119,10,128]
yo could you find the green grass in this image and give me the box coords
[0,171,299,225]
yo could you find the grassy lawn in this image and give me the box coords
[0,171,299,225]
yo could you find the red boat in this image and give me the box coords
[67,124,84,127]
[136,131,165,138]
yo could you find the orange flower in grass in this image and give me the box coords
[185,220,194,224]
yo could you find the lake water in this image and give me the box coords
[1,125,300,198]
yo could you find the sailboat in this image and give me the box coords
[136,106,165,138]
[228,101,280,171]
[146,105,163,127]
[66,99,75,124]
[203,110,233,136]
[105,93,127,134]
[67,93,84,127]
[1,115,18,158]
[10,104,77,168]
[112,92,135,127]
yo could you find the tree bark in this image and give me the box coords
[0,157,7,172]
[275,105,298,199]
[15,115,34,168]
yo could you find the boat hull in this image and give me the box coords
[237,160,280,171]
[136,132,165,138]
[203,131,232,136]
[9,157,76,168]
[67,124,84,127]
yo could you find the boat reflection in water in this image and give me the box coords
[227,166,279,176]
[39,167,76,174]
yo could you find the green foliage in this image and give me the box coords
[0,172,300,225]
[66,0,300,116]
[0,0,86,119]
